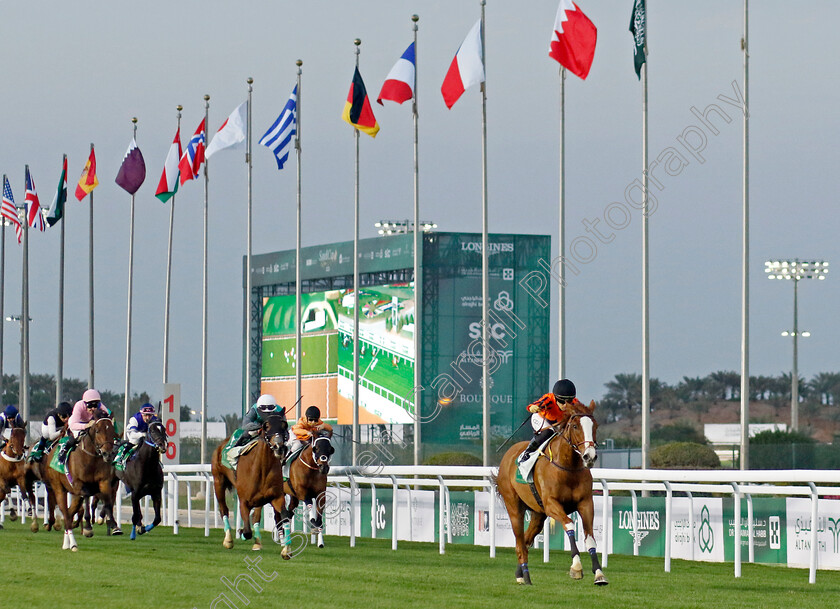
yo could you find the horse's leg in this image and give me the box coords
[130,494,142,540]
[543,498,583,580]
[238,497,253,541]
[21,475,39,533]
[147,490,162,533]
[500,490,532,585]
[578,495,608,585]
[250,506,263,551]
[270,495,294,560]
[213,474,234,549]
[55,488,78,551]
[523,511,547,550]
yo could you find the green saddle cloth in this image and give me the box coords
[49,437,72,474]
[114,443,138,472]
[221,429,246,470]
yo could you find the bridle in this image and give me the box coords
[261,416,289,459]
[146,421,168,454]
[1,432,24,462]
[543,413,596,472]
[300,436,332,471]
[81,418,115,459]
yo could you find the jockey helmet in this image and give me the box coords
[3,404,18,419]
[256,394,277,412]
[140,404,156,415]
[83,389,102,404]
[305,406,321,421]
[552,379,576,401]
[57,402,73,418]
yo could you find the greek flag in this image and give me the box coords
[260,85,297,170]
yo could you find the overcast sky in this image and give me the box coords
[1,1,837,419]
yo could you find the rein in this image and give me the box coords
[540,414,592,473]
[1,449,24,462]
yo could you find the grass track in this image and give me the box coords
[2,520,839,609]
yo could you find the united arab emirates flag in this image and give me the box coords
[46,155,67,227]
[629,0,646,79]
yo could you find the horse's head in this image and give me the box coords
[262,415,289,462]
[4,427,26,460]
[147,420,168,454]
[311,435,334,475]
[91,418,117,463]
[561,400,599,468]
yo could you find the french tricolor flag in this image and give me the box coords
[377,42,416,106]
[441,19,485,109]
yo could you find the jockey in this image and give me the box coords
[289,406,333,454]
[517,379,581,466]
[0,404,25,449]
[232,394,286,448]
[56,389,110,465]
[125,403,160,447]
[29,401,73,460]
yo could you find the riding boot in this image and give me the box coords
[58,437,76,465]
[517,428,553,464]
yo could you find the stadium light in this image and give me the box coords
[765,259,828,430]
[375,220,437,235]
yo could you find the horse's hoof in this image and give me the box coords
[318,542,325,549]
[71,546,78,552]
[569,567,583,580]
[95,516,104,525]
[44,523,52,531]
[594,570,609,586]
[252,541,262,551]
[281,546,291,560]
[83,528,94,538]
[30,520,39,533]
[110,528,123,536]
[8,509,18,521]
[223,540,234,549]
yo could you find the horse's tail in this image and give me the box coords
[489,471,499,492]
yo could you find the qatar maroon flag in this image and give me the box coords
[115,138,147,195]
[549,0,597,80]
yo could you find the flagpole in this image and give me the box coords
[641,10,650,470]
[558,67,566,383]
[163,106,182,385]
[295,60,303,417]
[57,154,67,405]
[478,0,490,468]
[411,14,422,466]
[21,167,31,428]
[124,118,138,431]
[0,203,5,405]
[740,0,750,470]
[88,144,95,389]
[352,38,362,467]
[201,94,210,464]
[245,77,254,415]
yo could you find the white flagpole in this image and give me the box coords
[740,0,750,470]
[411,14,422,466]
[352,38,362,467]
[21,167,31,427]
[0,190,5,405]
[163,106,182,385]
[201,94,210,464]
[88,144,95,389]
[124,118,138,431]
[245,78,254,413]
[57,154,66,405]
[641,8,651,470]
[479,0,490,467]
[295,60,303,417]
[558,67,566,382]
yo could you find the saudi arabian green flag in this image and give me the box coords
[629,0,646,79]
[46,155,67,227]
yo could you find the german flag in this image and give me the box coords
[342,67,380,138]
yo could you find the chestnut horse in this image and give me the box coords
[43,418,118,551]
[1,428,38,531]
[496,400,607,586]
[211,414,289,551]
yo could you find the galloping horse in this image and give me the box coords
[44,417,118,551]
[116,420,168,539]
[0,428,38,532]
[211,414,289,551]
[496,399,608,586]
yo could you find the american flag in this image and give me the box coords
[25,166,45,232]
[259,85,297,170]
[178,118,206,186]
[1,176,22,243]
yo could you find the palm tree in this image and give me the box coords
[604,373,642,425]
[808,372,840,406]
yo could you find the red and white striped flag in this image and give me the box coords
[441,19,485,109]
[1,176,22,244]
[549,0,597,80]
[25,166,45,232]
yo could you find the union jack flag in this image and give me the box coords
[178,118,206,186]
[25,166,45,232]
[1,176,22,243]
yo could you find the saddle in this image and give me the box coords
[516,432,556,484]
[113,443,139,472]
[221,430,259,471]
[282,445,306,478]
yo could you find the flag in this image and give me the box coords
[629,0,646,79]
[179,119,206,185]
[1,177,22,244]
[25,167,45,232]
[549,1,597,80]
[205,102,247,158]
[259,85,297,170]
[342,67,380,138]
[75,147,99,201]
[115,138,147,195]
[46,156,68,227]
[156,128,182,203]
[441,19,485,109]
[377,42,416,105]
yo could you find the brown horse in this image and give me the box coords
[496,400,607,586]
[25,438,61,531]
[211,414,289,551]
[1,428,38,532]
[43,418,118,551]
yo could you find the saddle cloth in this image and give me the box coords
[221,430,259,471]
[282,446,305,479]
[515,433,556,484]
[48,437,72,474]
[114,443,139,472]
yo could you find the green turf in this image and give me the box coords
[2,519,839,609]
[262,334,337,377]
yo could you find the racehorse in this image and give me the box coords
[496,399,608,586]
[116,420,167,539]
[0,428,38,532]
[25,438,61,532]
[258,433,334,552]
[211,414,289,551]
[44,417,118,551]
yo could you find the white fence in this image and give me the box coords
[4,465,840,584]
